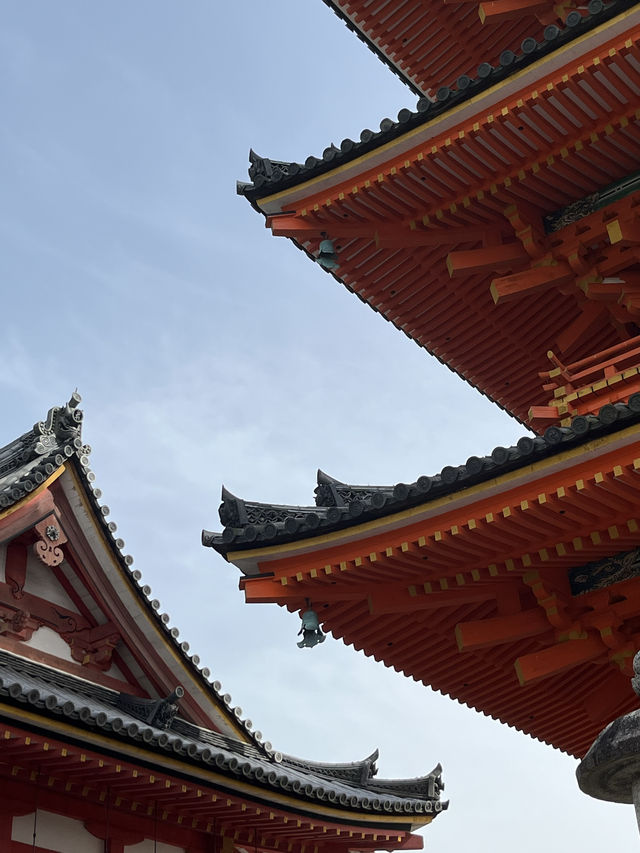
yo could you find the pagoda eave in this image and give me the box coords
[322,0,556,96]
[211,414,640,757]
[247,1,640,215]
[241,7,640,425]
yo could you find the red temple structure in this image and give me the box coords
[0,395,445,851]
[206,0,640,761]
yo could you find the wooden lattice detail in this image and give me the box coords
[531,337,640,427]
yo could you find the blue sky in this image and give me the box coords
[1,2,637,848]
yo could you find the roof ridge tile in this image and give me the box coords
[205,394,640,554]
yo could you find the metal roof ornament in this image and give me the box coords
[297,607,326,649]
[117,685,184,730]
[316,239,339,270]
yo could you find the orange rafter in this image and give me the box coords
[514,634,607,685]
[530,334,640,427]
[446,243,529,277]
[268,215,499,247]
[455,607,550,650]
[490,260,574,303]
[233,428,640,756]
[329,0,553,93]
[254,26,640,425]
[0,723,426,850]
[277,28,640,219]
[245,438,640,587]
[478,0,553,24]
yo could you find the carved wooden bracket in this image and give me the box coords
[0,608,42,641]
[62,622,121,671]
[33,515,68,567]
[0,575,121,670]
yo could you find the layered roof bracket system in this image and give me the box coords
[240,0,640,428]
[0,395,446,851]
[213,0,640,764]
[206,398,640,757]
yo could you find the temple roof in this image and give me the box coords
[205,397,640,557]
[0,391,87,511]
[322,0,552,96]
[0,649,444,818]
[239,2,640,428]
[0,393,265,747]
[240,0,631,203]
[0,396,446,830]
[207,394,640,757]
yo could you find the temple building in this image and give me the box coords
[205,0,640,763]
[0,394,445,851]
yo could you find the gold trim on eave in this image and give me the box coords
[66,464,250,743]
[254,8,640,209]
[226,422,640,563]
[0,466,65,523]
[0,705,427,830]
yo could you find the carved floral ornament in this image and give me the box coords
[1,521,121,670]
[33,515,67,567]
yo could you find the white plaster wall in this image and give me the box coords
[125,840,185,852]
[24,624,75,661]
[23,552,80,612]
[12,809,103,852]
[22,625,127,682]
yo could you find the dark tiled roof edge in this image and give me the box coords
[0,396,267,753]
[0,655,446,819]
[204,397,640,556]
[320,0,425,97]
[239,0,633,201]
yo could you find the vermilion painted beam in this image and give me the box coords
[268,215,499,247]
[514,635,606,685]
[368,584,499,615]
[490,262,574,304]
[375,227,492,248]
[478,0,549,23]
[528,405,563,423]
[0,581,93,633]
[0,489,56,545]
[446,244,529,278]
[455,607,550,651]
[242,576,364,605]
[267,217,378,239]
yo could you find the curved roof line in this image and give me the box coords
[0,651,446,818]
[239,0,634,202]
[0,394,265,750]
[204,397,640,556]
[320,0,425,97]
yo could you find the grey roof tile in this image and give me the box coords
[205,396,640,555]
[0,649,446,817]
[239,0,632,202]
[0,395,265,750]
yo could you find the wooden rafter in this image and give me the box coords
[234,430,640,756]
[255,25,640,425]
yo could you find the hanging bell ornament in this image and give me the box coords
[316,239,339,270]
[297,608,326,648]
